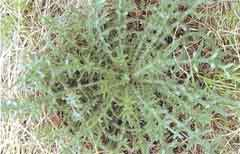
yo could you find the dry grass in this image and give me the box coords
[0,114,53,154]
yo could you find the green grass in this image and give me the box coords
[1,1,240,154]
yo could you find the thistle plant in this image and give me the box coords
[4,0,240,153]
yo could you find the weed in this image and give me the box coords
[1,0,240,154]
